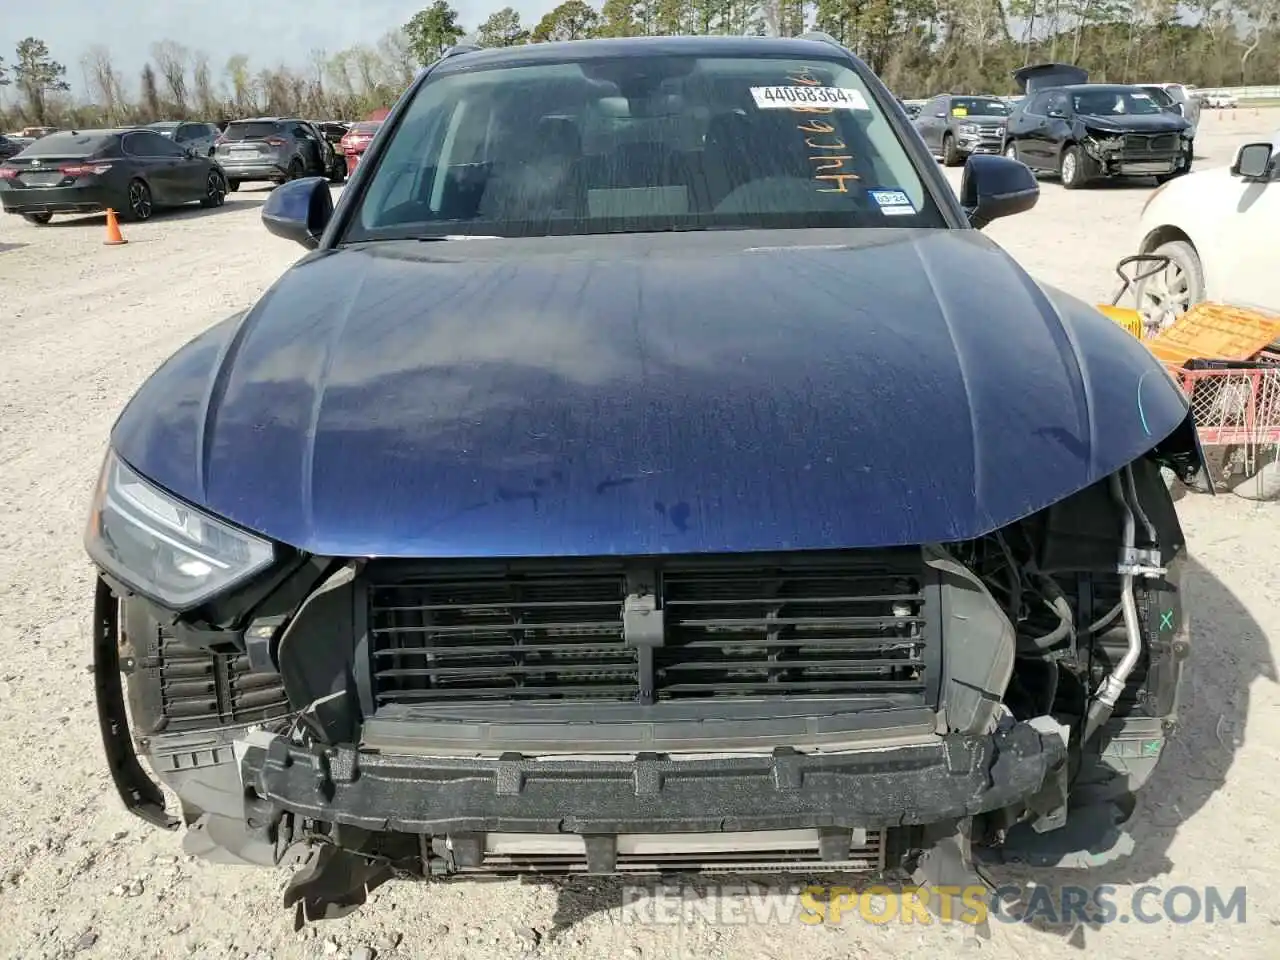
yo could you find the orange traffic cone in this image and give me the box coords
[104,208,127,246]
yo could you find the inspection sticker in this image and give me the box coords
[868,189,915,215]
[750,86,870,111]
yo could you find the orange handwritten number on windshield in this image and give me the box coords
[785,71,859,193]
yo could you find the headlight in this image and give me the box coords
[84,450,274,610]
[960,123,978,135]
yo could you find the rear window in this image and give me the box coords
[223,121,284,141]
[149,123,179,137]
[351,122,382,135]
[14,132,114,157]
[350,54,943,241]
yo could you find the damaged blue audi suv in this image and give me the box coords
[86,33,1200,923]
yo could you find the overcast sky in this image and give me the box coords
[3,0,555,96]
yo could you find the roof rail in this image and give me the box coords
[800,31,844,48]
[441,43,483,60]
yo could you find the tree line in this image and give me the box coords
[1,0,1277,130]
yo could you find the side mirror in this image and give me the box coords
[1231,142,1274,180]
[262,176,333,249]
[960,154,1039,229]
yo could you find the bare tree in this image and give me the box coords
[139,62,162,120]
[191,51,217,117]
[80,44,126,123]
[225,54,254,115]
[151,41,189,111]
[378,30,418,86]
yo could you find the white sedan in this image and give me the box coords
[1132,133,1279,329]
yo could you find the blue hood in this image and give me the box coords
[112,228,1189,558]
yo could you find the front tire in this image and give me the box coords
[22,212,52,225]
[200,169,227,208]
[122,179,153,222]
[942,133,963,167]
[1136,239,1204,331]
[1059,145,1091,189]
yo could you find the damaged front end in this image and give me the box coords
[88,415,1200,926]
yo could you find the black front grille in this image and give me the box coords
[157,633,291,729]
[366,550,934,708]
[1124,133,1178,153]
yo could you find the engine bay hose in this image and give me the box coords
[1083,469,1146,746]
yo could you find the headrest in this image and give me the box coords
[533,116,582,158]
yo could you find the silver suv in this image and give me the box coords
[213,117,346,191]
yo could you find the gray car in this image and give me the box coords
[1135,83,1200,136]
[913,93,1012,166]
[213,117,346,191]
[147,121,221,157]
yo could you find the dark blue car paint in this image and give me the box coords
[111,227,1190,558]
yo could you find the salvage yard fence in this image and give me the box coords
[1194,85,1280,100]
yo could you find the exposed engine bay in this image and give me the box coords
[93,450,1194,926]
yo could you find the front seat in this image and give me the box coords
[479,116,584,221]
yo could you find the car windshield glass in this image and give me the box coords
[1139,87,1174,107]
[347,54,943,241]
[14,132,113,156]
[950,98,1008,117]
[223,121,282,141]
[1073,89,1163,116]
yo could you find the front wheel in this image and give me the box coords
[22,212,52,225]
[942,133,962,167]
[121,179,153,222]
[1135,239,1204,332]
[200,169,227,208]
[1059,145,1091,189]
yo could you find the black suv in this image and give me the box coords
[1004,64,1193,189]
[913,94,1011,165]
[213,117,346,190]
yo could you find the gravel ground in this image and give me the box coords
[1,108,1278,960]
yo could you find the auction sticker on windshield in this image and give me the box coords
[868,189,915,215]
[751,86,869,111]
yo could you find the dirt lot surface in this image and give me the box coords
[1,108,1278,960]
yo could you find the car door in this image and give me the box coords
[1012,93,1052,168]
[916,97,947,152]
[1041,92,1074,167]
[145,129,206,199]
[120,131,183,203]
[292,123,325,175]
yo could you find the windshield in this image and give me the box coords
[348,54,943,241]
[950,98,1009,117]
[1139,86,1174,108]
[1072,89,1163,117]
